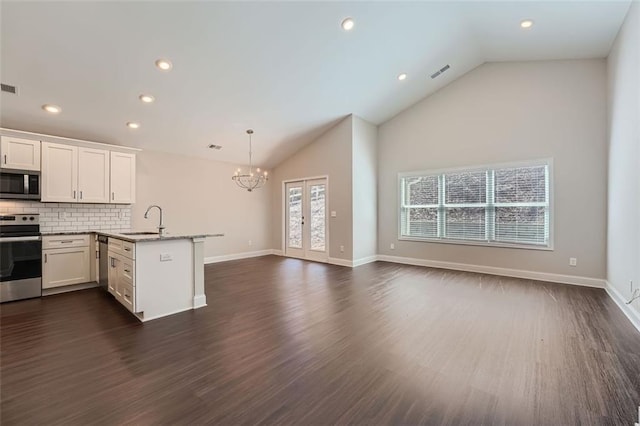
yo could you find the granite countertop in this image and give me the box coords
[41,229,224,243]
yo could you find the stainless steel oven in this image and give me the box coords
[0,169,40,200]
[0,214,42,303]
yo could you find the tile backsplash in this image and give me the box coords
[0,201,131,233]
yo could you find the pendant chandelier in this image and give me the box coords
[232,129,268,192]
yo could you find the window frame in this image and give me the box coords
[397,158,554,251]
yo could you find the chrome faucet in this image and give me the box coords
[144,205,165,236]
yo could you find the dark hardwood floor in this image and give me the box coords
[1,256,639,425]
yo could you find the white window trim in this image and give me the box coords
[397,158,554,251]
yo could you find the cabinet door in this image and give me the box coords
[0,136,41,171]
[43,246,91,288]
[41,142,78,202]
[110,152,136,204]
[107,252,119,295]
[78,147,109,203]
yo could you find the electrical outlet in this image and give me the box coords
[118,211,124,219]
[340,245,344,253]
[331,211,337,218]
[569,257,577,267]
[390,243,395,250]
[160,253,173,262]
[58,212,68,220]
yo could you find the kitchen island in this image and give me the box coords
[42,230,223,321]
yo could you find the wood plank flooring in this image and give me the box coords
[1,255,639,425]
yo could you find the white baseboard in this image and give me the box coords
[272,249,284,256]
[605,281,640,333]
[353,255,378,267]
[376,254,606,288]
[193,295,207,309]
[205,249,274,264]
[328,257,353,267]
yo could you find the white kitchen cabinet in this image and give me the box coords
[41,142,78,202]
[0,136,41,171]
[42,235,91,289]
[110,152,136,204]
[108,238,138,313]
[42,142,114,203]
[78,147,110,203]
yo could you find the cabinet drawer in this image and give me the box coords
[118,281,136,313]
[108,238,135,259]
[121,259,135,285]
[43,234,90,249]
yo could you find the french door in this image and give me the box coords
[285,178,328,262]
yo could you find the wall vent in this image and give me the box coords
[430,64,451,79]
[1,83,18,94]
[208,144,223,150]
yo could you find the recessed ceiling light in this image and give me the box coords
[139,94,155,103]
[520,19,534,29]
[341,17,355,31]
[155,59,172,71]
[42,104,61,114]
[126,122,140,129]
[398,73,407,81]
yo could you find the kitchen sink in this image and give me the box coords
[121,232,159,235]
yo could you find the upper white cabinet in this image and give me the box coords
[41,142,78,202]
[41,142,134,204]
[110,152,136,204]
[0,136,41,171]
[78,147,110,203]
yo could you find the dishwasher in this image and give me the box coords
[98,235,109,291]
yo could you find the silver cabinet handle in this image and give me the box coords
[124,269,131,273]
[73,190,76,199]
[60,240,74,244]
[80,191,83,200]
[44,253,48,263]
[3,154,6,164]
[124,247,131,251]
[112,192,115,201]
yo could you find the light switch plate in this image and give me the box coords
[331,211,337,218]
[160,253,173,262]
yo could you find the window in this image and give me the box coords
[400,160,551,248]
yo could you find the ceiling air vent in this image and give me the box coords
[208,144,223,150]
[1,83,18,94]
[430,64,451,79]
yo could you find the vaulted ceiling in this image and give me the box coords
[0,1,631,167]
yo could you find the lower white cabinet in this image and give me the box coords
[108,238,138,313]
[42,235,91,289]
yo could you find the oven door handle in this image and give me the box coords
[0,236,42,242]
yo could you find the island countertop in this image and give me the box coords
[41,230,224,243]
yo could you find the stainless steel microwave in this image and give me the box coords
[0,169,40,200]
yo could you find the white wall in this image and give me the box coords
[607,2,640,315]
[271,115,353,260]
[377,59,608,279]
[131,149,272,259]
[352,116,378,261]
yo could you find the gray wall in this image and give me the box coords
[377,59,608,279]
[271,115,354,260]
[132,149,272,259]
[607,2,640,314]
[352,116,378,261]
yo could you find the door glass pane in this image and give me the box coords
[309,184,326,251]
[288,187,302,248]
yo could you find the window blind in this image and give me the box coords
[400,161,550,248]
